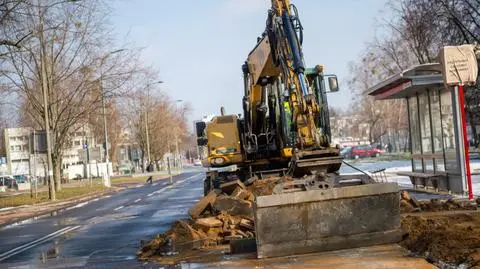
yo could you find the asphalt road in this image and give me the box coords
[0,170,205,269]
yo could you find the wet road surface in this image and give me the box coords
[0,163,443,269]
[0,171,205,269]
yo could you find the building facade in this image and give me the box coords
[4,125,96,176]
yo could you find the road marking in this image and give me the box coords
[142,173,201,199]
[0,225,80,261]
[155,189,167,194]
[113,206,124,211]
[65,201,89,211]
[134,198,142,203]
[152,182,159,186]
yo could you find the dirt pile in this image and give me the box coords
[400,191,478,213]
[401,212,480,267]
[137,179,263,260]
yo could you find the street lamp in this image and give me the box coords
[100,49,125,187]
[174,100,183,171]
[144,80,164,165]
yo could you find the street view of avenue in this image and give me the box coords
[0,0,480,268]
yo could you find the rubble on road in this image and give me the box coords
[139,181,480,267]
[138,178,268,260]
[400,191,478,213]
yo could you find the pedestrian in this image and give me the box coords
[387,143,393,153]
[146,175,153,184]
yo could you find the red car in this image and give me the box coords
[342,145,383,159]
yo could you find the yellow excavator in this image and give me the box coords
[195,0,400,258]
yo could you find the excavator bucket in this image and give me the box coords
[253,182,401,258]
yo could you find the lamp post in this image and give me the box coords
[174,100,183,171]
[144,81,163,165]
[99,49,125,187]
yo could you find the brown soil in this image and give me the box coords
[401,211,480,267]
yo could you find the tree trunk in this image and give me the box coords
[155,159,160,171]
[52,158,62,191]
[368,125,373,144]
[469,116,478,148]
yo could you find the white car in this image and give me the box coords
[194,159,202,166]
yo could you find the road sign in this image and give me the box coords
[439,44,478,86]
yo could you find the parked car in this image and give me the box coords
[0,175,16,188]
[342,145,382,159]
[340,147,352,158]
[194,159,202,166]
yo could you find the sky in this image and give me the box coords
[111,0,388,123]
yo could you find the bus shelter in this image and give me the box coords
[368,63,469,194]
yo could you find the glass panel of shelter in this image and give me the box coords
[441,89,458,173]
[430,88,446,172]
[408,95,423,172]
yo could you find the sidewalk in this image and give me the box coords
[0,180,91,198]
[0,186,123,227]
[0,171,187,227]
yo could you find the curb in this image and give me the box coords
[0,187,124,228]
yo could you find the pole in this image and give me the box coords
[98,49,124,187]
[87,139,91,187]
[83,125,91,187]
[145,95,151,163]
[101,77,111,187]
[167,156,172,185]
[40,25,55,201]
[175,133,180,171]
[29,130,33,199]
[144,81,163,164]
[33,129,37,199]
[458,84,473,200]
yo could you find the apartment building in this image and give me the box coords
[4,125,96,176]
[4,127,33,175]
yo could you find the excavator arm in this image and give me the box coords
[246,1,328,151]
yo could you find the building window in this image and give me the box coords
[10,146,15,152]
[17,136,23,141]
[74,141,81,146]
[10,137,16,142]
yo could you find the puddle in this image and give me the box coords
[40,240,61,262]
[0,213,52,230]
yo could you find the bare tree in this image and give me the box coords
[0,0,140,198]
[121,80,192,172]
